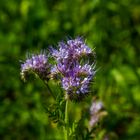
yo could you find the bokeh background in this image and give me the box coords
[0,0,140,140]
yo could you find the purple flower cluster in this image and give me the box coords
[51,37,96,100]
[20,37,96,101]
[51,37,93,62]
[89,101,103,127]
[21,53,50,81]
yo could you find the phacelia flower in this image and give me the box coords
[21,53,50,82]
[89,101,107,127]
[90,101,103,115]
[51,37,93,61]
[51,37,96,101]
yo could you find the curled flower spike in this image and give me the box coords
[51,37,96,101]
[61,63,95,99]
[89,101,103,127]
[51,37,93,62]
[89,101,107,127]
[21,52,50,82]
[90,101,103,115]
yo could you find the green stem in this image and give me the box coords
[44,81,55,99]
[64,94,69,140]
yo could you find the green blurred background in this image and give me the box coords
[0,0,140,140]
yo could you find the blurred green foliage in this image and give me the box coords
[0,0,140,139]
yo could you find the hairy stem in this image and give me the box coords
[64,94,69,140]
[44,81,55,99]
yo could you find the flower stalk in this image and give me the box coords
[64,94,69,140]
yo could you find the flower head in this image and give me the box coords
[51,37,93,62]
[21,52,50,81]
[51,37,96,101]
[89,101,107,127]
[90,101,103,115]
[89,101,103,127]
